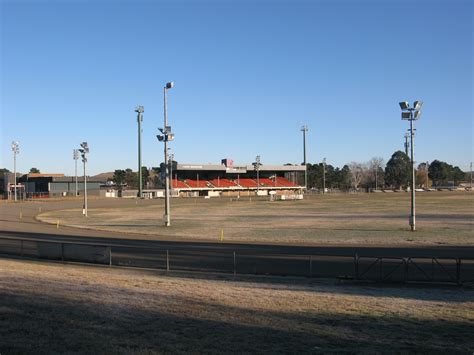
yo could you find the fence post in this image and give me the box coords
[309,255,312,277]
[166,250,170,272]
[233,251,236,277]
[109,247,112,267]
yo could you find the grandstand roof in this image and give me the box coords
[176,164,305,173]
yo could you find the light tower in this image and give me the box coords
[254,155,261,193]
[135,105,144,198]
[157,81,175,227]
[78,142,89,217]
[301,125,308,189]
[399,100,423,231]
[11,141,20,201]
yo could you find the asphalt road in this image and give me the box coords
[1,198,473,282]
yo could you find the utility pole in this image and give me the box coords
[135,106,144,198]
[399,101,423,232]
[157,82,175,227]
[323,157,326,194]
[404,132,410,156]
[73,149,79,196]
[79,142,89,217]
[301,125,308,189]
[11,141,19,201]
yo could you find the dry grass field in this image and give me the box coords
[0,258,473,353]
[38,191,474,245]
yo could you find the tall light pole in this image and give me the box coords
[301,125,308,189]
[323,157,326,194]
[399,101,422,231]
[157,81,175,227]
[254,155,261,193]
[11,141,19,201]
[135,105,144,198]
[73,149,79,196]
[79,142,89,217]
[470,162,473,190]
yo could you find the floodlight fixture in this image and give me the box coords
[166,82,174,89]
[135,105,144,113]
[414,110,422,119]
[399,102,410,110]
[413,101,423,111]
[157,135,165,142]
[402,112,411,120]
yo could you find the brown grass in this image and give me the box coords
[38,191,474,245]
[0,258,473,353]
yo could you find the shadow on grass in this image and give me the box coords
[0,283,472,354]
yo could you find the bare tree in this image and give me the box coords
[348,162,366,190]
[368,157,384,190]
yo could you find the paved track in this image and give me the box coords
[1,198,473,281]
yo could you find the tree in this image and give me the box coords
[112,169,126,186]
[428,160,450,186]
[450,166,465,185]
[368,157,384,190]
[348,162,366,190]
[416,162,430,187]
[385,151,410,189]
[29,168,40,173]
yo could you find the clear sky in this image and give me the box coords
[1,0,472,175]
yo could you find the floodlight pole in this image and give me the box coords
[400,101,422,232]
[470,162,473,190]
[163,85,171,227]
[301,125,308,189]
[409,116,416,231]
[255,155,261,194]
[11,142,19,201]
[79,142,89,217]
[135,106,144,198]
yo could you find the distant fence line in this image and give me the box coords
[0,236,472,286]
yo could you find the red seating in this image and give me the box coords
[172,180,189,188]
[209,178,238,187]
[259,178,277,187]
[237,178,258,187]
[276,177,298,187]
[185,179,212,188]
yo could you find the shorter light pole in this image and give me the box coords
[399,100,423,232]
[73,149,79,196]
[323,157,326,194]
[135,105,144,198]
[301,125,308,189]
[470,162,473,190]
[11,141,20,201]
[404,132,410,156]
[79,142,89,217]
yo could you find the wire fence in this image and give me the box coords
[0,236,473,285]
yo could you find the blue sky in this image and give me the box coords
[1,0,472,175]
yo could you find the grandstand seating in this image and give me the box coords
[276,177,298,187]
[259,178,277,187]
[209,178,238,187]
[172,180,189,189]
[184,179,213,188]
[237,178,258,187]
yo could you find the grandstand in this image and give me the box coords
[168,160,305,196]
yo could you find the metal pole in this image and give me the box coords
[410,115,415,231]
[138,109,143,198]
[404,132,409,156]
[323,158,326,194]
[470,162,473,190]
[164,88,170,226]
[83,158,88,217]
[13,151,17,201]
[302,126,308,189]
[75,155,78,196]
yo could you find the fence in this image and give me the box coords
[0,236,473,285]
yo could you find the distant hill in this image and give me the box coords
[91,172,114,181]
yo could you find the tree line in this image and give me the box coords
[306,151,469,191]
